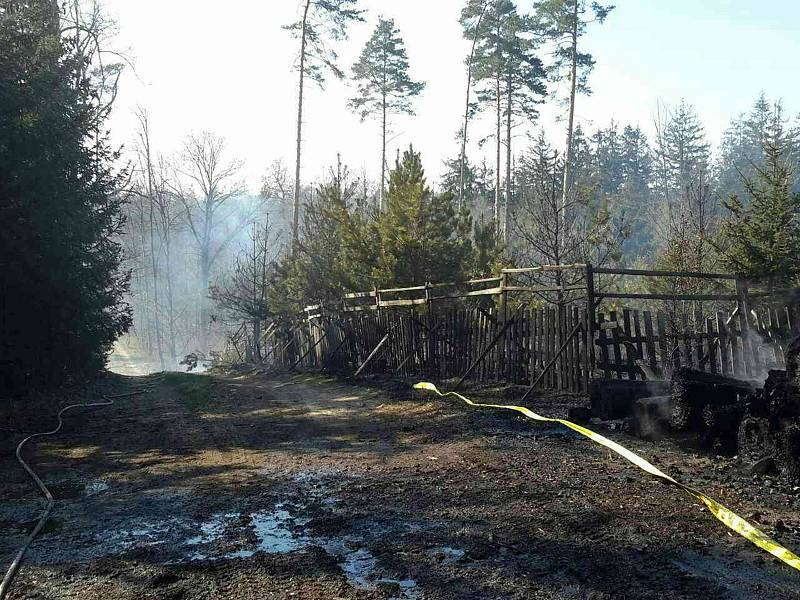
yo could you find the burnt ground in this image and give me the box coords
[1,371,800,599]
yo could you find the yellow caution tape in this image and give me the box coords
[413,381,800,573]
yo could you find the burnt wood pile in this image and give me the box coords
[738,337,800,480]
[585,338,800,480]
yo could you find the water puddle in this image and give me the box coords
[83,481,110,496]
[323,539,419,599]
[181,499,418,597]
[91,470,419,597]
[185,503,308,561]
[105,519,181,551]
[251,505,308,552]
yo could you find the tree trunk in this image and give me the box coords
[459,2,489,209]
[494,71,501,233]
[199,251,210,352]
[141,118,165,371]
[148,196,164,370]
[560,0,579,235]
[199,208,212,352]
[381,90,387,211]
[292,0,312,256]
[163,234,177,366]
[504,72,512,244]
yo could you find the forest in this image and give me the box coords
[3,0,799,381]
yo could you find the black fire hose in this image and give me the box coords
[0,386,154,599]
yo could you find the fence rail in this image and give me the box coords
[238,265,800,392]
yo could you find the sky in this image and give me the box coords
[104,0,800,193]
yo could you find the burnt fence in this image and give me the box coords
[245,265,800,392]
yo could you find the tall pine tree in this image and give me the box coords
[374,146,473,285]
[285,0,364,253]
[532,0,613,228]
[462,0,545,235]
[349,18,425,211]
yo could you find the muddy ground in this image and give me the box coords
[2,371,800,599]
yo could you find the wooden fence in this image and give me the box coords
[253,265,800,392]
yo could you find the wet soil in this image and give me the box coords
[1,371,799,599]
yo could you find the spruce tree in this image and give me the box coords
[0,0,131,390]
[349,18,425,211]
[718,139,800,288]
[718,94,800,201]
[269,159,372,314]
[654,100,710,207]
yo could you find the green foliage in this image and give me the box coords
[717,94,800,201]
[532,0,614,95]
[0,1,131,391]
[440,152,496,215]
[268,161,374,313]
[373,146,474,285]
[349,18,425,120]
[718,139,800,288]
[514,131,627,269]
[572,122,652,258]
[283,0,365,86]
[473,215,505,276]
[653,100,710,205]
[462,0,547,124]
[269,148,478,314]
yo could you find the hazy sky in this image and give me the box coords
[105,0,800,193]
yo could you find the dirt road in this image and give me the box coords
[2,371,799,599]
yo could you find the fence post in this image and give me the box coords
[500,270,509,380]
[736,278,756,375]
[585,263,596,378]
[425,281,434,376]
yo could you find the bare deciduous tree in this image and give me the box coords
[211,219,279,361]
[170,133,254,350]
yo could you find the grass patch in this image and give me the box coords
[163,372,217,412]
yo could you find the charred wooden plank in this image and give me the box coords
[590,379,670,420]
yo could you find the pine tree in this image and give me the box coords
[618,125,653,257]
[513,131,626,297]
[440,152,495,218]
[285,0,364,254]
[269,158,373,314]
[0,0,131,390]
[374,146,473,285]
[349,18,425,211]
[532,0,613,228]
[718,139,800,288]
[457,0,491,208]
[462,0,546,234]
[591,121,624,197]
[654,100,710,207]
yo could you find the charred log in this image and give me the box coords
[669,368,757,431]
